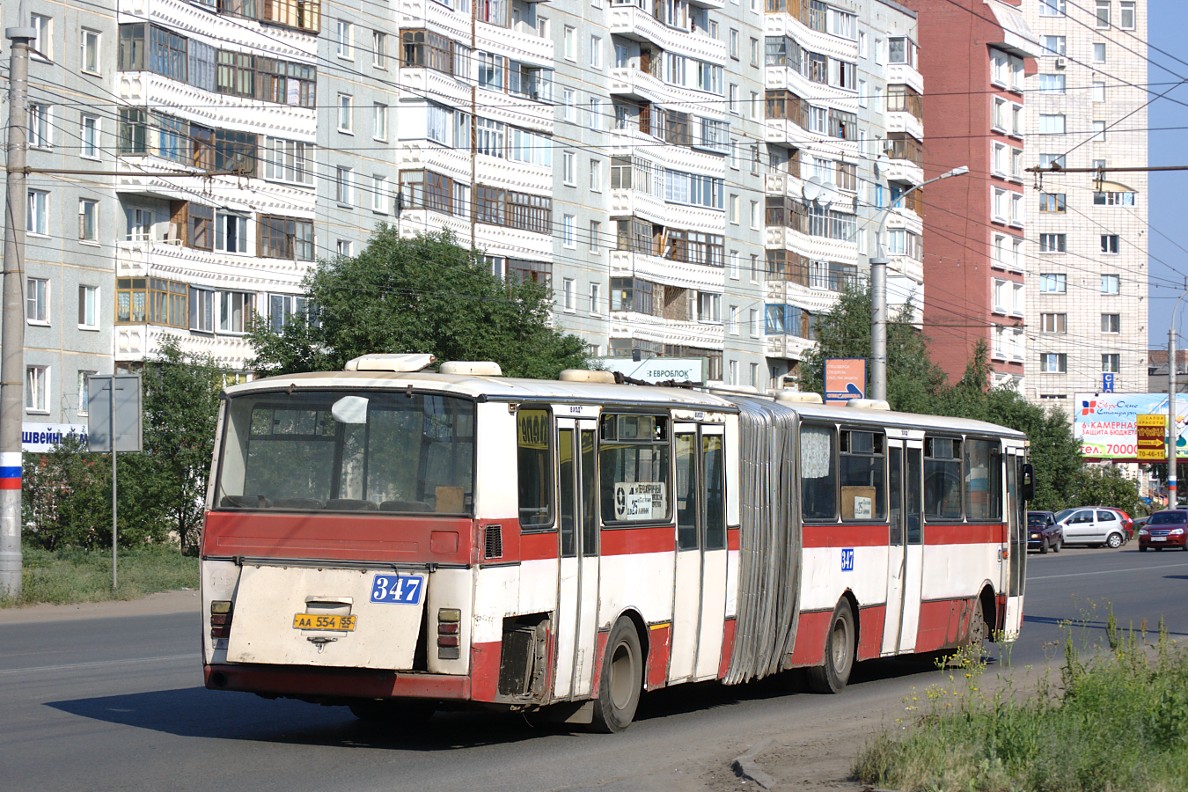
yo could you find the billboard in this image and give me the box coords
[1073,393,1187,460]
[594,358,705,384]
[824,358,866,405]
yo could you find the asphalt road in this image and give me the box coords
[2,545,1186,792]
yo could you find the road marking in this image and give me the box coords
[0,653,192,677]
[1030,561,1188,581]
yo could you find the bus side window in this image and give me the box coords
[800,425,837,520]
[517,409,554,529]
[923,436,963,520]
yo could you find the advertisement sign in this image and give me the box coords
[1074,393,1187,460]
[22,423,88,453]
[825,358,866,405]
[594,358,705,385]
[1135,414,1167,461]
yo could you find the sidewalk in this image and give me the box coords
[0,588,199,625]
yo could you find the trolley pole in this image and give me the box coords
[0,27,35,598]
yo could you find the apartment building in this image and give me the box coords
[4,0,930,428]
[896,0,1038,389]
[1023,0,1148,410]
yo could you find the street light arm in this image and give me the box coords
[874,165,970,258]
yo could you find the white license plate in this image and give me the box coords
[1152,536,1167,542]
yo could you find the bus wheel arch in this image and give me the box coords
[806,594,858,694]
[968,584,996,651]
[589,612,647,733]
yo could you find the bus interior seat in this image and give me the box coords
[380,500,432,512]
[325,498,378,511]
[435,486,465,513]
[221,494,271,509]
[271,498,325,510]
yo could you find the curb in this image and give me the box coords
[731,739,776,789]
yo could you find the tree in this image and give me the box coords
[1071,466,1142,517]
[804,292,1083,510]
[798,285,947,413]
[249,228,590,378]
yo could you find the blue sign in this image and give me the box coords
[841,548,855,572]
[1102,372,1115,393]
[369,574,424,605]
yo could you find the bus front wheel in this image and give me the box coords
[590,618,643,733]
[806,599,856,694]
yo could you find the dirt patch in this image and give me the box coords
[0,588,199,624]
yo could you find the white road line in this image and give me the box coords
[0,653,193,677]
[1029,561,1188,581]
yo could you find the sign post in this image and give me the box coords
[87,375,143,590]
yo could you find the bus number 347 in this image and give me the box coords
[370,574,425,605]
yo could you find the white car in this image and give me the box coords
[1053,507,1128,549]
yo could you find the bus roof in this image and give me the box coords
[226,371,1025,440]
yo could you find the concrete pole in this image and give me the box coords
[1170,328,1178,507]
[0,28,36,598]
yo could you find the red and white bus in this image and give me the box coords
[201,354,1030,731]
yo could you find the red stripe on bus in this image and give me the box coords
[924,522,1004,545]
[518,529,557,561]
[469,640,502,703]
[856,604,886,662]
[718,617,737,680]
[600,525,676,556]
[914,597,979,653]
[645,623,672,690]
[788,609,831,667]
[204,663,470,701]
[727,527,740,551]
[201,512,474,565]
[802,523,889,548]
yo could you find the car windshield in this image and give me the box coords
[1054,508,1075,522]
[1148,511,1188,526]
[1027,513,1050,527]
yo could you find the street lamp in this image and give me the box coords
[1167,293,1188,506]
[869,164,970,403]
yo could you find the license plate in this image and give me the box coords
[1152,536,1167,542]
[293,613,357,631]
[370,574,425,604]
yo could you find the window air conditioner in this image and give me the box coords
[1054,58,1066,69]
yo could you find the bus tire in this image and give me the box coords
[966,596,988,656]
[806,599,856,694]
[590,618,643,733]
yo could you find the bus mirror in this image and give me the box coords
[1021,463,1035,502]
[332,395,369,425]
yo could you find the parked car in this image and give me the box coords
[1053,507,1128,548]
[1027,510,1062,554]
[1138,510,1188,551]
[1106,508,1135,541]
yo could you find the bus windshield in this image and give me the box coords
[214,389,475,514]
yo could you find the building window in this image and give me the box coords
[562,151,575,185]
[1040,353,1067,374]
[27,189,49,235]
[1038,114,1066,134]
[1101,274,1120,294]
[1120,1,1136,29]
[337,93,353,132]
[1039,233,1067,253]
[77,371,97,416]
[218,291,253,334]
[373,30,387,69]
[1040,273,1067,294]
[589,35,602,69]
[1040,313,1067,334]
[267,293,309,333]
[1043,35,1066,55]
[78,285,99,329]
[1039,153,1066,170]
[373,103,388,141]
[26,277,49,325]
[190,287,214,333]
[79,199,98,242]
[336,239,353,258]
[29,103,52,149]
[26,366,49,413]
[562,214,576,248]
[1093,121,1107,142]
[589,158,602,192]
[336,166,354,206]
[215,212,248,253]
[1095,0,1110,27]
[1102,353,1120,373]
[264,138,315,186]
[1093,43,1106,63]
[562,278,575,311]
[563,26,575,61]
[1101,234,1120,254]
[259,215,315,261]
[1039,0,1065,17]
[372,175,388,213]
[31,14,52,61]
[590,283,601,315]
[1039,74,1065,94]
[1039,193,1066,213]
[80,28,100,74]
[80,114,99,159]
[589,220,601,252]
[1093,81,1106,103]
[1101,313,1120,333]
[336,20,353,59]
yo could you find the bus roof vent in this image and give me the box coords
[344,353,435,373]
[559,369,617,384]
[846,398,891,410]
[440,361,503,376]
[774,390,824,405]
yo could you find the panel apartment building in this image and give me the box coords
[1023,0,1148,410]
[4,0,923,430]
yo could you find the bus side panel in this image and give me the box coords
[856,605,886,661]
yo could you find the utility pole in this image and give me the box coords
[1,27,35,598]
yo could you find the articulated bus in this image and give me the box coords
[201,354,1030,731]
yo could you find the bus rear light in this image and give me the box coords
[437,608,461,659]
[210,600,233,640]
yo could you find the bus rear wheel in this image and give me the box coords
[590,618,643,733]
[806,599,856,694]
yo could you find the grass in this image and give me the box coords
[853,613,1188,792]
[0,545,199,608]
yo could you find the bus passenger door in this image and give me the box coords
[1001,448,1026,640]
[553,420,601,699]
[886,441,924,654]
[670,424,728,682]
[881,440,905,655]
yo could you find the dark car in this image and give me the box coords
[1138,510,1188,551]
[1027,510,1062,554]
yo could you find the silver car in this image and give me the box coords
[1053,507,1128,548]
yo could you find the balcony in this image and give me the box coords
[609,249,724,292]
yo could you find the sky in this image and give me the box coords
[1145,0,1188,347]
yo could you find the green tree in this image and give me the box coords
[798,285,947,413]
[1071,466,1142,516]
[249,227,589,378]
